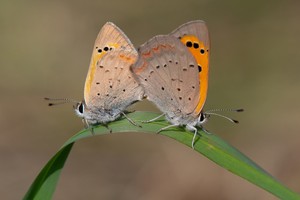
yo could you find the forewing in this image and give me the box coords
[170,20,210,114]
[84,22,137,104]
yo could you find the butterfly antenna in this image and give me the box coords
[204,108,244,124]
[44,97,78,106]
[205,108,244,113]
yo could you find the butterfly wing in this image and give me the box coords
[84,22,137,104]
[170,20,210,115]
[88,49,143,112]
[132,35,200,117]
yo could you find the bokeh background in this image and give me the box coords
[1,0,300,199]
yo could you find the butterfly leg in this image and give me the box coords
[142,113,165,123]
[187,125,199,149]
[123,110,135,114]
[201,126,211,135]
[121,112,142,128]
[83,118,95,135]
[156,124,179,135]
[103,124,112,133]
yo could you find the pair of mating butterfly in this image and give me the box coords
[48,20,242,148]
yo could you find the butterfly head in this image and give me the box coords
[74,101,86,118]
[74,100,96,128]
[196,112,210,127]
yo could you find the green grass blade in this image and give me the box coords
[24,111,300,200]
[23,143,74,200]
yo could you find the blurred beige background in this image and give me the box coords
[1,0,300,199]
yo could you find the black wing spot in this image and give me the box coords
[186,41,193,47]
[97,49,102,53]
[97,93,100,96]
[198,65,202,72]
[188,97,191,101]
[183,68,187,71]
[169,60,172,63]
[192,86,195,89]
[177,88,181,91]
[106,94,109,97]
[96,82,100,85]
[156,65,160,69]
[175,61,178,65]
[123,89,126,92]
[179,97,182,100]
[171,98,173,101]
[164,64,167,67]
[150,70,154,74]
[104,46,109,51]
[200,49,205,54]
[144,78,147,81]
[109,85,112,88]
[161,87,165,90]
[189,64,195,68]
[105,69,109,73]
[193,43,199,49]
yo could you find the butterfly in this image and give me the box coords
[47,22,144,129]
[76,22,144,128]
[132,20,241,147]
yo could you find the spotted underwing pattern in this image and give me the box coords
[131,20,210,148]
[132,35,201,124]
[84,22,137,104]
[170,20,210,114]
[75,22,144,126]
[88,50,143,112]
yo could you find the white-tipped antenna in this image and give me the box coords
[204,108,244,124]
[44,97,78,106]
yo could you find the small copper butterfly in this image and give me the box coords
[47,22,144,128]
[132,20,241,147]
[76,22,144,127]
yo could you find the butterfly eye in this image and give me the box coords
[78,103,84,114]
[74,102,85,118]
[198,113,208,124]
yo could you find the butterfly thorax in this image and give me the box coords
[74,101,121,125]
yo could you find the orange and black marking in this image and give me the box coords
[179,35,209,114]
